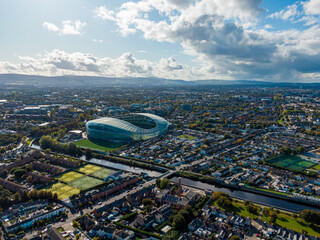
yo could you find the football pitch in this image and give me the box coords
[77,164,103,175]
[44,182,80,200]
[267,155,315,172]
[69,176,104,190]
[91,168,115,179]
[47,164,115,199]
[56,171,84,183]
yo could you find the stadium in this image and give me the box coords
[86,113,169,142]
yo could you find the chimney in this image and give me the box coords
[178,177,182,198]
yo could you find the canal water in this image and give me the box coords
[30,143,319,212]
[171,177,320,213]
[88,158,163,178]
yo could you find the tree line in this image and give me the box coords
[40,135,83,157]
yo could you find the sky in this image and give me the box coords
[0,0,320,82]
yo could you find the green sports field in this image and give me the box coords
[91,168,115,179]
[44,182,80,200]
[267,155,315,172]
[69,176,104,190]
[56,171,84,183]
[74,138,123,152]
[313,164,320,170]
[77,164,103,175]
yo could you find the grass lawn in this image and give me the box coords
[277,119,284,126]
[255,187,291,197]
[26,138,33,147]
[262,212,320,237]
[313,164,320,170]
[214,197,320,237]
[74,138,122,152]
[69,176,104,190]
[178,135,196,140]
[77,164,103,175]
[56,171,85,183]
[43,182,80,200]
[213,200,259,219]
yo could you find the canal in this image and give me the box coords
[171,177,320,213]
[30,144,320,212]
[88,158,163,178]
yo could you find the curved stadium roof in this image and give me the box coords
[86,113,168,142]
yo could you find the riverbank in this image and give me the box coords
[91,153,168,173]
[170,176,320,213]
[174,171,320,210]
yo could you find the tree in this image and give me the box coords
[73,221,80,228]
[85,148,93,159]
[53,193,58,200]
[212,191,230,201]
[75,234,80,240]
[20,191,29,201]
[14,193,20,202]
[262,207,270,217]
[247,203,259,216]
[44,149,51,154]
[47,191,53,199]
[299,209,320,225]
[217,196,233,208]
[173,214,185,230]
[161,178,170,189]
[26,175,33,183]
[230,236,240,240]
[142,198,153,207]
[39,136,52,151]
[270,212,277,224]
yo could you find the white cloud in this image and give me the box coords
[269,4,298,21]
[0,50,217,80]
[91,0,320,82]
[43,22,60,32]
[268,1,319,25]
[93,6,115,21]
[93,39,103,43]
[43,20,87,35]
[303,0,320,15]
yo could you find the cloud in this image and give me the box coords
[43,22,60,32]
[93,6,115,21]
[43,20,87,35]
[268,4,298,21]
[0,49,215,80]
[303,0,320,15]
[268,0,319,25]
[93,39,103,43]
[91,0,320,82]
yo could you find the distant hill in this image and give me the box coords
[0,74,319,88]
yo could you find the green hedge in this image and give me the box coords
[118,212,137,221]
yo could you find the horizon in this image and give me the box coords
[0,0,320,82]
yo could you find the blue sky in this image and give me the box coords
[0,0,320,82]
